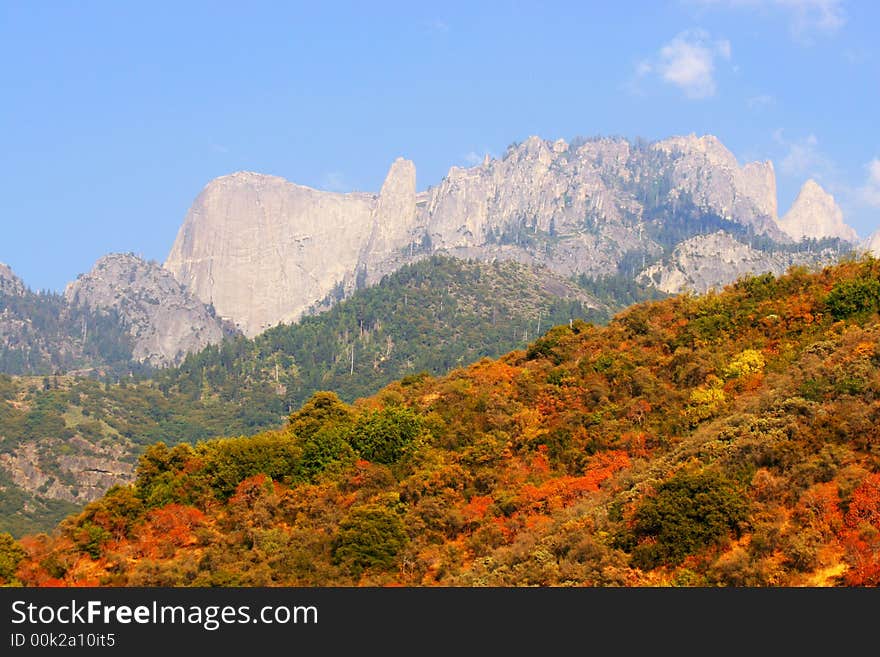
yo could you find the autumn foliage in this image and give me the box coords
[9,256,880,586]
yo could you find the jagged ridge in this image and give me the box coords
[166,133,856,338]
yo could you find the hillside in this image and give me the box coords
[158,256,612,409]
[5,255,879,586]
[0,276,137,377]
[0,256,608,536]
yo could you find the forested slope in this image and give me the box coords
[0,256,603,536]
[5,256,879,586]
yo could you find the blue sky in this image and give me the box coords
[1,0,878,292]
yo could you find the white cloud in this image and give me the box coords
[778,0,846,38]
[637,29,731,99]
[859,159,880,207]
[690,0,846,42]
[636,60,653,77]
[774,131,834,178]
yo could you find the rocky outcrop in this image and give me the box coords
[356,158,420,287]
[1,264,104,375]
[776,179,857,242]
[165,172,378,337]
[165,133,843,335]
[864,228,880,257]
[0,438,133,505]
[65,253,231,366]
[0,262,25,296]
[637,231,841,294]
[651,134,781,234]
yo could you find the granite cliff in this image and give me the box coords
[637,230,842,294]
[776,179,856,242]
[164,172,378,337]
[168,133,831,337]
[865,229,880,257]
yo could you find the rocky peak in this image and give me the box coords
[164,133,839,337]
[650,134,781,234]
[741,160,778,220]
[552,138,568,154]
[356,158,418,287]
[65,253,231,366]
[505,136,556,166]
[165,170,377,337]
[379,158,416,203]
[214,170,291,190]
[0,262,26,296]
[653,134,738,169]
[865,228,880,257]
[776,179,857,242]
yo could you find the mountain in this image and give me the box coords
[7,255,879,587]
[165,171,379,337]
[65,253,234,367]
[866,229,880,257]
[3,134,859,370]
[166,133,841,338]
[776,179,857,243]
[0,256,609,537]
[0,254,234,377]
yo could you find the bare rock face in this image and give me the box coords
[776,179,857,242]
[0,438,133,505]
[0,262,26,296]
[357,158,420,287]
[863,228,880,257]
[165,134,844,335]
[165,172,378,337]
[651,134,781,235]
[637,231,840,294]
[65,253,230,366]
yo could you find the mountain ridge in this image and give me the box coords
[166,133,856,337]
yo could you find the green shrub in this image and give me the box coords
[297,425,355,480]
[288,391,353,440]
[825,277,880,319]
[629,469,748,569]
[0,532,26,582]
[198,432,303,499]
[332,504,408,574]
[349,407,421,464]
